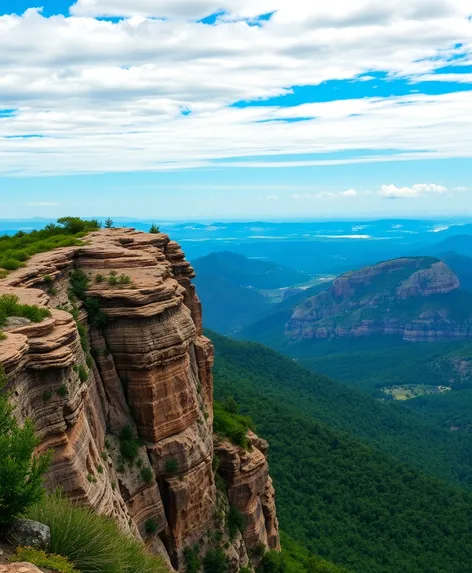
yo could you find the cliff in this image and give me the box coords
[287,257,472,342]
[0,228,279,570]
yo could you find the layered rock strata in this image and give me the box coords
[287,257,472,342]
[0,229,279,570]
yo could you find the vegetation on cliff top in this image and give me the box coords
[0,217,100,273]
[213,399,254,449]
[0,293,51,328]
[212,333,472,573]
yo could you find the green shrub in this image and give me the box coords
[25,493,168,573]
[0,331,6,341]
[69,270,89,300]
[48,288,58,296]
[42,391,53,402]
[2,258,23,270]
[141,466,154,484]
[203,549,229,573]
[84,296,108,328]
[0,293,51,327]
[0,366,51,527]
[86,354,93,368]
[97,465,104,474]
[57,385,68,398]
[78,364,89,383]
[119,425,140,461]
[95,274,105,283]
[43,274,53,283]
[227,505,245,540]
[149,224,160,234]
[184,545,201,573]
[11,547,78,573]
[256,551,286,573]
[105,218,114,229]
[108,273,131,287]
[145,518,158,535]
[57,217,101,235]
[213,401,254,449]
[165,457,179,475]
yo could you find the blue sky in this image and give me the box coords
[1,1,472,219]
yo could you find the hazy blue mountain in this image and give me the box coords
[192,251,309,289]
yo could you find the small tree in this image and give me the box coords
[105,218,114,229]
[203,549,229,573]
[0,366,51,528]
[257,551,286,573]
[149,224,160,234]
[223,396,238,414]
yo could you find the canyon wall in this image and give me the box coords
[0,229,279,570]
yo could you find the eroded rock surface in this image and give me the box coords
[0,229,279,570]
[287,257,472,342]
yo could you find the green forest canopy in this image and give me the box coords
[211,333,472,573]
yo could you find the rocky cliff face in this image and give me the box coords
[0,229,279,570]
[287,257,472,342]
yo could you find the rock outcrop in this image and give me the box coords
[0,228,279,571]
[287,257,472,342]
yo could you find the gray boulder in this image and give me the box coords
[7,518,51,549]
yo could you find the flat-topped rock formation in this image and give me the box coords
[0,228,279,570]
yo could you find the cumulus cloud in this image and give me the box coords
[379,183,449,198]
[0,2,471,175]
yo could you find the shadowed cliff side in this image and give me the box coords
[0,228,279,570]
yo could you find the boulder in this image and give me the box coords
[7,519,51,549]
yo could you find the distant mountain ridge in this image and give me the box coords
[192,251,309,334]
[287,256,472,342]
[193,251,309,289]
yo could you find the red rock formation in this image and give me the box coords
[214,433,280,558]
[0,228,279,570]
[287,257,472,342]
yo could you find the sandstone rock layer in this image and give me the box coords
[0,228,279,570]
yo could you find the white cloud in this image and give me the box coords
[0,3,471,175]
[265,194,278,201]
[379,183,449,198]
[341,189,357,197]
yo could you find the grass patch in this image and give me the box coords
[78,364,89,383]
[25,493,169,573]
[213,401,254,449]
[140,466,154,484]
[11,547,79,573]
[0,293,51,327]
[108,273,132,287]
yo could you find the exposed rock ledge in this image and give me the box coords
[0,228,279,570]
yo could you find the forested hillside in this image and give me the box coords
[210,332,472,488]
[212,334,472,573]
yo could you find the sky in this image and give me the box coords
[1,0,472,220]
